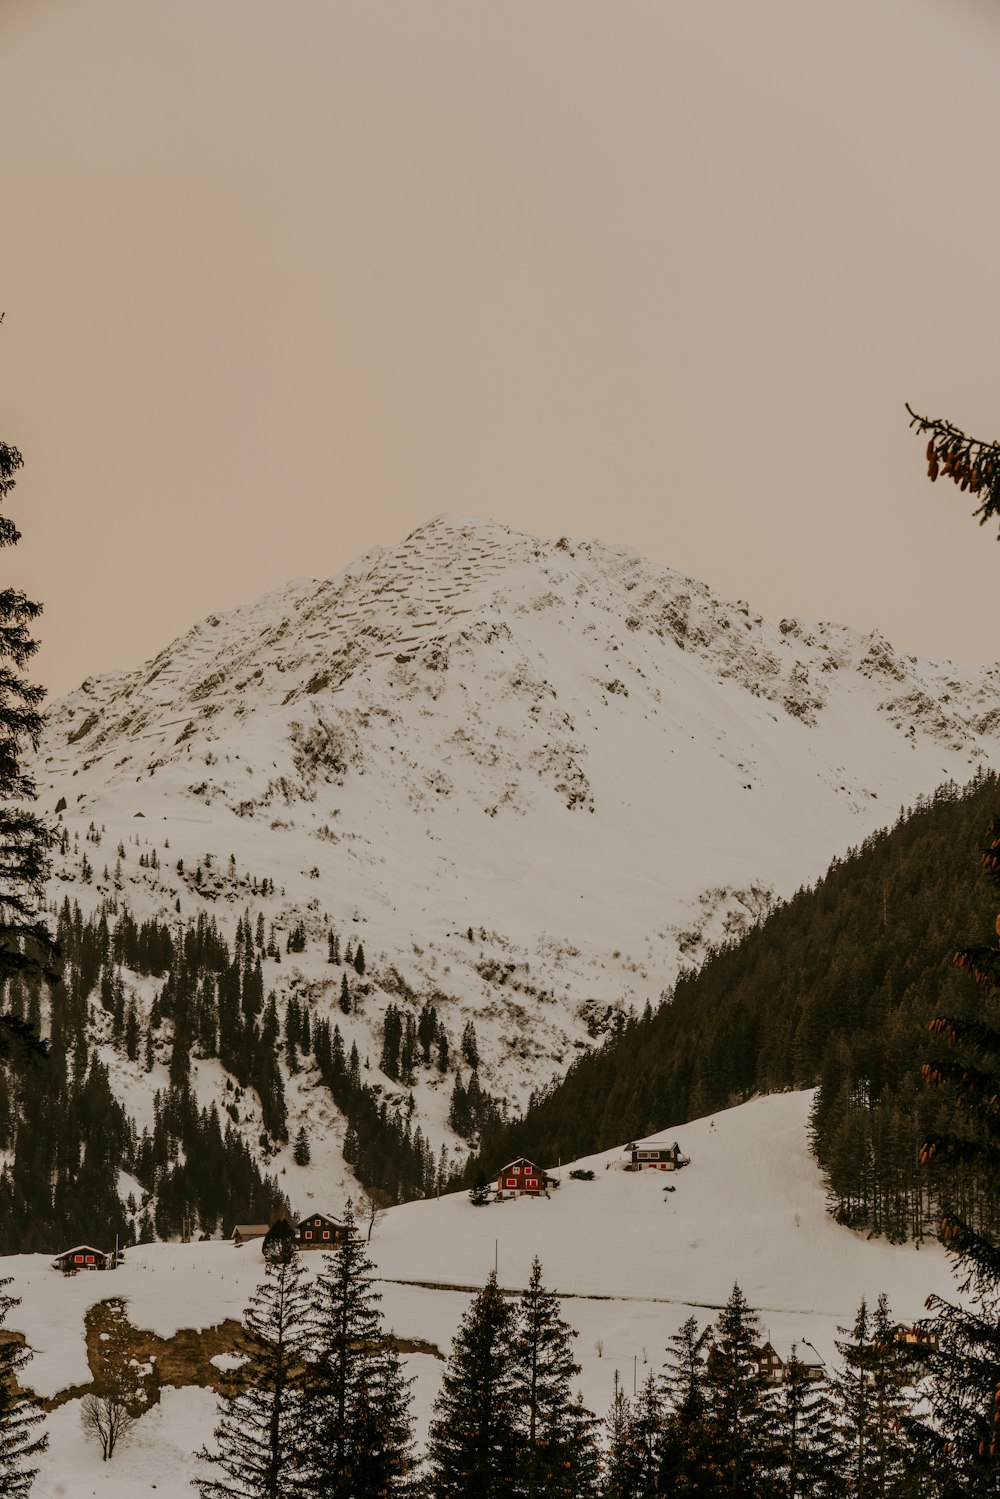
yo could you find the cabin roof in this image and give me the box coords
[497,1157,541,1173]
[232,1224,271,1236]
[296,1211,343,1227]
[52,1245,108,1259]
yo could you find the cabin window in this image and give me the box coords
[506,1178,517,1187]
[315,1218,321,1226]
[322,1231,330,1240]
[86,1255,94,1264]
[512,1166,521,1175]
[305,1231,313,1240]
[526,1178,538,1188]
[74,1255,83,1263]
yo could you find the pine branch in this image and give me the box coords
[906,403,1000,535]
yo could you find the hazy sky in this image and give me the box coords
[4,0,1000,697]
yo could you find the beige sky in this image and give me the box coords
[3,0,1000,698]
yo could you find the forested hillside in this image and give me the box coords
[0,895,457,1254]
[469,771,1000,1242]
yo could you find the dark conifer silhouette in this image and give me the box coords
[915,814,1000,1493]
[197,1251,312,1499]
[0,396,59,1060]
[427,1271,518,1498]
[303,1203,413,1496]
[0,1277,47,1496]
[511,1257,598,1498]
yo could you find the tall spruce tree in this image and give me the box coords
[427,1272,519,1499]
[197,1248,312,1499]
[0,1277,47,1496]
[828,1294,916,1499]
[0,395,59,1055]
[699,1282,780,1498]
[914,813,1000,1493]
[604,1369,640,1499]
[511,1257,599,1498]
[659,1314,710,1494]
[303,1202,413,1497]
[774,1349,839,1499]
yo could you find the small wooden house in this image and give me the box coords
[231,1223,271,1247]
[495,1157,557,1198]
[626,1140,689,1171]
[755,1341,786,1384]
[297,1212,346,1249]
[52,1245,114,1273]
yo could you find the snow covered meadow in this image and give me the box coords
[11,1091,960,1496]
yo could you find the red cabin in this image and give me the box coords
[297,1212,346,1249]
[51,1244,114,1273]
[495,1157,556,1199]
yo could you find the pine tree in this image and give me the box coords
[0,414,59,1057]
[604,1370,640,1499]
[427,1272,519,1499]
[914,814,1000,1493]
[511,1257,597,1499]
[659,1314,710,1493]
[303,1203,413,1496]
[292,1126,310,1167]
[828,1294,915,1499]
[0,1277,47,1496]
[700,1283,780,1497]
[197,1251,312,1499]
[774,1350,839,1499]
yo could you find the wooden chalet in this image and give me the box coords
[297,1212,346,1249]
[231,1223,271,1247]
[495,1157,558,1199]
[626,1140,689,1171]
[755,1341,786,1384]
[52,1245,115,1273]
[753,1342,825,1385]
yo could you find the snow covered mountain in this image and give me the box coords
[32,514,1000,1201]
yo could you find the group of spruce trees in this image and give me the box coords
[182,1233,997,1499]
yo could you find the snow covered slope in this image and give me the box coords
[31,514,1000,1193]
[15,1092,959,1496]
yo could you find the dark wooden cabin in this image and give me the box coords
[626,1140,689,1171]
[52,1245,114,1272]
[297,1212,346,1249]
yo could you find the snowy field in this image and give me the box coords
[10,1090,960,1497]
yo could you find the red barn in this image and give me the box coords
[495,1157,556,1198]
[297,1212,346,1249]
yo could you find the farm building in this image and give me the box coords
[231,1223,271,1247]
[297,1212,346,1249]
[625,1140,690,1171]
[51,1245,116,1273]
[495,1157,558,1198]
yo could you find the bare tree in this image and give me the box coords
[80,1390,137,1462]
[79,1300,152,1462]
[355,1189,387,1243]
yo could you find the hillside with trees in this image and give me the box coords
[469,770,1000,1243]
